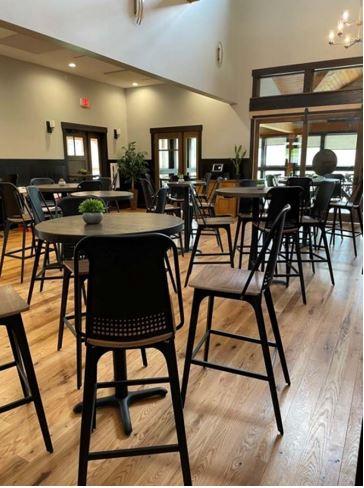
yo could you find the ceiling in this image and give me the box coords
[0,26,164,89]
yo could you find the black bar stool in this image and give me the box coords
[0,285,53,453]
[74,234,191,485]
[181,205,291,436]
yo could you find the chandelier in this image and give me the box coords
[328,4,363,48]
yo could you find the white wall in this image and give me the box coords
[0,55,127,159]
[126,83,245,158]
[0,0,237,103]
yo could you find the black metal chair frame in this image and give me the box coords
[73,234,191,486]
[184,188,234,287]
[0,182,36,283]
[181,205,291,436]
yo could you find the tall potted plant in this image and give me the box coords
[231,144,247,179]
[117,142,148,209]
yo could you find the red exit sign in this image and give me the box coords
[80,97,90,108]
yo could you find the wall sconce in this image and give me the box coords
[114,128,121,139]
[46,120,55,134]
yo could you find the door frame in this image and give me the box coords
[150,125,202,186]
[61,122,109,177]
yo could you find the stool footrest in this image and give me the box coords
[0,360,17,371]
[0,396,32,414]
[190,358,268,381]
[88,443,180,460]
[97,376,170,388]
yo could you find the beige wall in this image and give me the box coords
[0,55,127,159]
[126,84,245,159]
[0,0,237,103]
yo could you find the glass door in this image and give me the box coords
[184,131,200,179]
[153,132,181,180]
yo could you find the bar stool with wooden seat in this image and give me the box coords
[0,285,53,453]
[181,205,291,435]
[74,234,191,486]
[184,189,234,287]
[0,182,35,283]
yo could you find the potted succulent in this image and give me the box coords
[231,144,247,179]
[79,198,106,225]
[117,142,148,209]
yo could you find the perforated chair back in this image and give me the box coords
[0,182,25,220]
[58,196,88,216]
[74,234,183,346]
[26,186,47,224]
[140,178,156,211]
[77,180,102,191]
[94,177,112,190]
[30,177,55,185]
[265,186,303,231]
[243,204,290,295]
[286,177,312,209]
[311,181,336,222]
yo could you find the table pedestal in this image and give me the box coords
[74,350,167,436]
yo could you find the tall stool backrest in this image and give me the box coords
[75,234,183,346]
[311,181,336,222]
[77,180,102,191]
[238,178,257,213]
[154,188,168,214]
[286,177,312,209]
[30,177,55,185]
[265,186,303,231]
[324,173,344,199]
[0,182,25,220]
[26,186,47,224]
[243,204,290,295]
[140,178,155,211]
[94,177,112,190]
[58,196,89,216]
[350,181,363,206]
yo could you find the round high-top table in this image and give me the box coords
[35,183,79,193]
[216,186,271,269]
[28,212,183,435]
[70,190,133,201]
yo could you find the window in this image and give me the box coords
[90,138,100,176]
[324,133,357,167]
[158,138,179,175]
[265,137,287,167]
[259,72,304,97]
[66,136,84,156]
[306,135,321,166]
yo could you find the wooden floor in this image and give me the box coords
[0,219,362,486]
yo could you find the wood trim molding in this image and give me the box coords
[150,125,202,134]
[61,122,108,133]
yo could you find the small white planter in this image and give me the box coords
[82,213,103,225]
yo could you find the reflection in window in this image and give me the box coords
[313,67,362,92]
[259,73,304,96]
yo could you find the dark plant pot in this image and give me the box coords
[82,213,103,224]
[130,189,138,210]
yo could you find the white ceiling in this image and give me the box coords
[0,26,164,89]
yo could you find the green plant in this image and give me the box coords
[78,198,106,214]
[231,144,247,176]
[78,168,88,175]
[117,142,148,190]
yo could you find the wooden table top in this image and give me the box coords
[167,180,206,187]
[216,186,271,198]
[35,183,79,192]
[70,190,133,200]
[35,212,184,243]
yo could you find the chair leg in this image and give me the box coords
[184,227,201,287]
[225,225,234,268]
[162,341,192,486]
[0,224,9,277]
[330,207,337,245]
[294,233,306,305]
[58,267,71,351]
[78,346,99,486]
[233,218,242,257]
[6,324,30,398]
[181,291,204,405]
[357,207,363,235]
[20,224,26,283]
[252,299,283,435]
[39,241,50,292]
[321,225,335,286]
[215,229,224,252]
[308,227,315,274]
[284,235,291,288]
[179,232,184,257]
[350,209,357,257]
[165,255,177,293]
[238,221,247,269]
[203,296,214,362]
[9,315,53,453]
[27,239,43,305]
[264,288,290,385]
[338,208,344,240]
[141,347,148,367]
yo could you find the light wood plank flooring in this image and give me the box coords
[0,219,362,485]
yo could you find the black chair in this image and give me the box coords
[329,182,363,257]
[181,205,291,436]
[0,285,53,453]
[233,179,258,268]
[74,234,191,486]
[184,189,234,287]
[301,181,336,285]
[26,186,62,299]
[141,178,180,216]
[57,196,147,388]
[324,173,345,200]
[94,177,111,190]
[197,177,223,217]
[286,177,313,211]
[0,183,35,283]
[77,180,102,191]
[0,174,18,185]
[30,177,57,210]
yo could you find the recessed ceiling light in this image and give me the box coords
[68,62,76,68]
[132,82,139,86]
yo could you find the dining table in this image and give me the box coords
[216,186,271,269]
[28,212,184,435]
[70,190,133,202]
[35,183,79,193]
